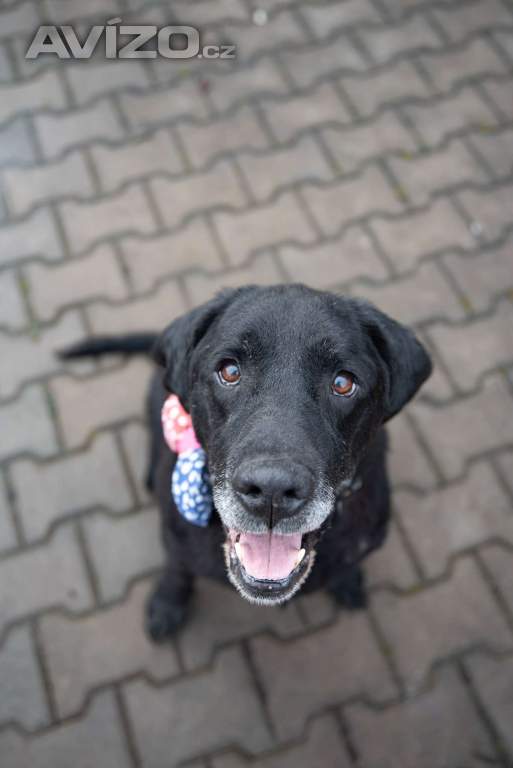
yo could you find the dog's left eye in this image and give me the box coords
[218,359,241,386]
[332,371,356,397]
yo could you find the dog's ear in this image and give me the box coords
[357,300,432,421]
[153,290,236,406]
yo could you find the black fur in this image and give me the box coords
[61,285,432,640]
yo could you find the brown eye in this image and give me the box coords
[218,359,241,386]
[332,371,356,397]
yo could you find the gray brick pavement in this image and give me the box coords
[0,0,512,765]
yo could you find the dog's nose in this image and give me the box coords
[232,460,314,520]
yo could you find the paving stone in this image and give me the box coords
[397,462,513,579]
[465,653,513,756]
[0,625,48,729]
[223,10,307,63]
[40,579,178,718]
[404,87,498,147]
[251,612,395,741]
[87,278,187,334]
[177,105,269,168]
[303,166,402,236]
[0,690,131,768]
[0,525,92,636]
[301,0,381,37]
[443,239,513,313]
[122,217,223,292]
[279,226,387,289]
[83,508,163,602]
[120,421,151,505]
[50,357,152,448]
[0,385,58,461]
[178,579,304,670]
[297,590,337,627]
[389,140,488,205]
[496,449,513,499]
[264,81,351,143]
[369,198,474,271]
[60,184,157,255]
[495,29,513,62]
[421,37,507,93]
[209,60,289,112]
[0,269,27,330]
[354,260,463,326]
[346,666,496,768]
[458,181,513,242]
[213,714,350,768]
[387,411,438,490]
[186,251,284,305]
[0,71,67,124]
[91,128,185,193]
[433,0,513,43]
[11,433,133,542]
[34,99,125,160]
[412,374,513,479]
[282,35,366,89]
[0,117,37,167]
[373,557,513,690]
[0,207,64,267]
[4,151,96,217]
[359,15,442,64]
[120,78,210,131]
[239,135,333,201]
[66,60,150,105]
[479,546,513,615]
[150,159,246,229]
[469,126,513,179]
[0,472,17,553]
[26,243,128,322]
[42,0,122,22]
[124,646,273,766]
[342,61,431,118]
[482,78,513,120]
[428,300,513,391]
[214,191,316,266]
[0,0,39,39]
[365,520,418,590]
[321,111,417,173]
[0,310,91,399]
[0,41,13,83]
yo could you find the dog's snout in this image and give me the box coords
[232,460,314,520]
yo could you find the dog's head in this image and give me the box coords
[154,285,431,605]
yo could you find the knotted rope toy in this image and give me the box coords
[161,394,213,526]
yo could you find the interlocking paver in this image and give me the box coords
[34,99,125,160]
[40,579,178,718]
[0,525,93,636]
[279,226,387,288]
[346,666,496,767]
[0,691,131,768]
[25,243,128,322]
[49,357,151,449]
[373,556,513,690]
[10,433,133,542]
[124,646,273,766]
[0,625,48,729]
[212,715,350,768]
[397,462,513,578]
[2,1,512,762]
[82,508,163,602]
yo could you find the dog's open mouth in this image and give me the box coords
[224,529,317,605]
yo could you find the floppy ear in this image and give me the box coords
[153,290,236,406]
[357,300,432,421]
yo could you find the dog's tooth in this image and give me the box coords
[234,542,243,561]
[296,548,306,567]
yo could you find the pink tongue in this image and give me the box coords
[235,531,302,580]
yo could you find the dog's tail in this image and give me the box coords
[58,333,158,360]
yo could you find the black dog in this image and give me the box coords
[62,284,432,641]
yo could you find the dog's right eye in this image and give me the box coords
[218,359,241,386]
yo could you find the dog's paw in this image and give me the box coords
[145,591,188,642]
[329,568,367,611]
